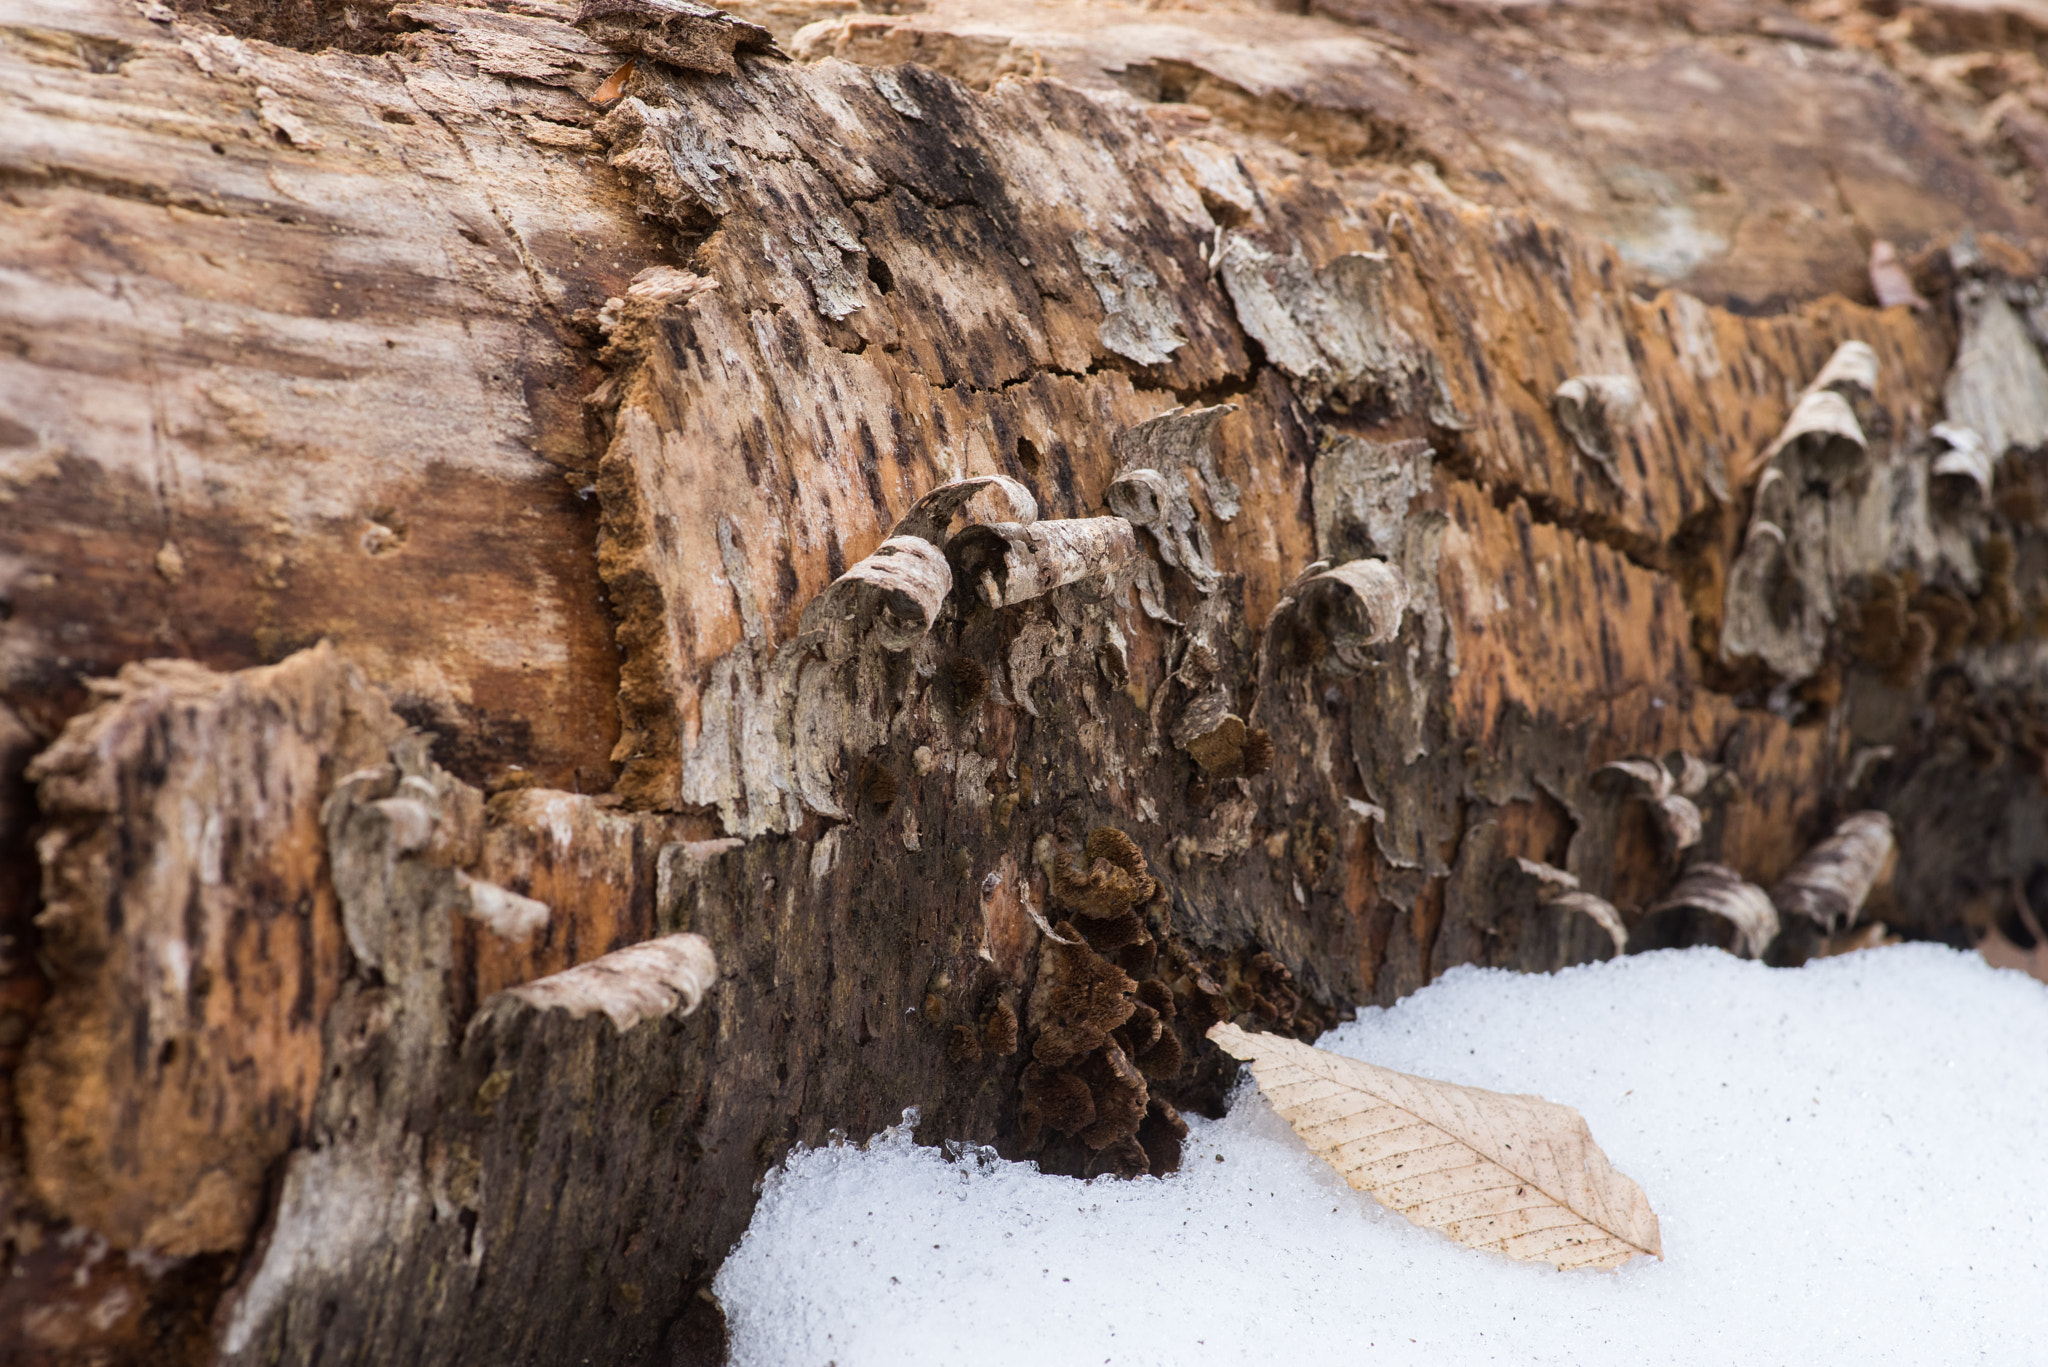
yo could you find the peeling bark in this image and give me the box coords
[6,0,2048,1362]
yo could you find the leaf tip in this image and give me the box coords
[1205,1021,1256,1058]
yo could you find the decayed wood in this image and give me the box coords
[20,645,401,1258]
[4,0,2048,1361]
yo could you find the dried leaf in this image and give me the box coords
[1210,1024,1661,1270]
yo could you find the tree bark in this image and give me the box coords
[4,0,2048,1361]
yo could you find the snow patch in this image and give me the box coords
[717,946,2048,1366]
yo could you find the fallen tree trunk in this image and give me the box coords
[4,0,2048,1361]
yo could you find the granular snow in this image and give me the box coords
[715,945,2048,1366]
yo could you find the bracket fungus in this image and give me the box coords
[1178,711,1274,779]
[1020,827,1187,1177]
[1640,864,1779,959]
[1042,827,1164,927]
[497,932,718,1032]
[1770,810,1894,934]
[1552,373,1644,489]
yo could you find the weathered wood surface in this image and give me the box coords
[3,0,2048,1363]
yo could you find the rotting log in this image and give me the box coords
[4,0,2048,1362]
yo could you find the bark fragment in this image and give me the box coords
[1552,374,1644,489]
[18,646,400,1259]
[1945,285,2048,462]
[1640,864,1780,959]
[1282,559,1411,673]
[1770,812,1895,935]
[949,518,1138,609]
[498,933,717,1031]
[574,0,779,76]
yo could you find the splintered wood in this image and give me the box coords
[1210,1023,1661,1271]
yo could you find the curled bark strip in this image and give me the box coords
[1721,515,1823,682]
[1551,892,1629,956]
[1646,864,1779,959]
[1289,558,1409,671]
[498,932,718,1032]
[1591,756,1700,849]
[1107,467,1221,596]
[1667,750,1713,799]
[949,517,1138,609]
[892,474,1038,546]
[1593,757,1672,798]
[1946,285,2048,459]
[1771,811,1894,933]
[1111,403,1241,522]
[1510,856,1581,897]
[1930,422,1994,501]
[574,0,778,76]
[455,873,550,940]
[1552,374,1642,489]
[1764,388,1867,483]
[1807,339,1880,399]
[1652,793,1704,852]
[1508,859,1627,955]
[801,535,951,652]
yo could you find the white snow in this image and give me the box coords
[716,945,2048,1367]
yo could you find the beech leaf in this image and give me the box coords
[1210,1023,1661,1271]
